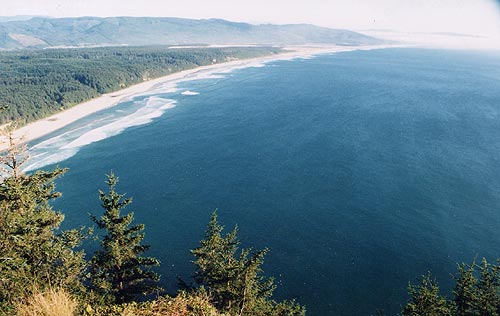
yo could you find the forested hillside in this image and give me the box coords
[0,46,280,124]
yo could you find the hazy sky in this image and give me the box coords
[3,0,500,38]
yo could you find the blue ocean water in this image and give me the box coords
[32,48,500,315]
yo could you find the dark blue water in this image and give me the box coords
[46,48,500,316]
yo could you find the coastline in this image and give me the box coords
[1,44,395,151]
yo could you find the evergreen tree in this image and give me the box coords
[89,172,160,303]
[192,211,305,316]
[402,273,452,316]
[474,259,500,316]
[0,133,85,314]
[453,262,479,316]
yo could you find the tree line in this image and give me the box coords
[0,46,280,125]
[399,259,500,316]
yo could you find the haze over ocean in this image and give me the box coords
[30,48,500,315]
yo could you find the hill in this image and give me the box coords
[0,16,382,49]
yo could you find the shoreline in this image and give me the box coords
[1,44,396,151]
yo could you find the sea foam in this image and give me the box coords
[62,97,175,149]
[181,90,200,96]
[24,96,176,171]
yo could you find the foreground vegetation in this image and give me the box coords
[1,135,500,315]
[399,259,500,316]
[0,46,280,124]
[0,135,304,316]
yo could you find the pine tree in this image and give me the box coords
[0,132,85,314]
[192,211,305,316]
[89,172,160,303]
[474,259,500,316]
[191,211,241,310]
[402,273,452,316]
[453,262,479,316]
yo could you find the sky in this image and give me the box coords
[2,0,500,38]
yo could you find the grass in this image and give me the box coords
[16,288,77,316]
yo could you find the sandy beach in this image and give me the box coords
[0,44,394,151]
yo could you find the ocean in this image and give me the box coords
[27,48,500,315]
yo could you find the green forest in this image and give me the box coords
[0,46,280,125]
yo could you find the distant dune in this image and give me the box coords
[0,16,384,49]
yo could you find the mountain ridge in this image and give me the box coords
[0,16,383,49]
